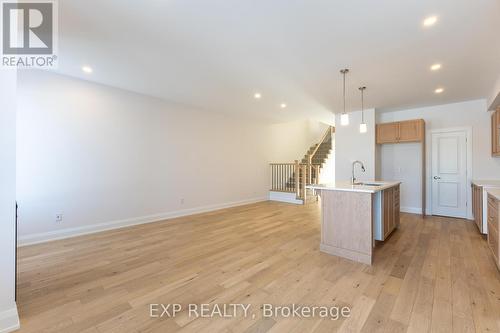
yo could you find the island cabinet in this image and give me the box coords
[309,181,401,265]
[492,108,500,157]
[487,192,500,270]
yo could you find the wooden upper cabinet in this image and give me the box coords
[493,108,500,157]
[376,119,424,144]
[497,109,500,152]
[376,122,399,144]
[492,112,496,156]
[398,120,424,142]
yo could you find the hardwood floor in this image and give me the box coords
[17,201,500,332]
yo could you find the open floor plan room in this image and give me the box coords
[16,203,500,332]
[1,0,500,332]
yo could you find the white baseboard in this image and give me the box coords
[400,206,424,214]
[268,191,303,205]
[401,206,473,219]
[0,305,19,333]
[18,197,267,246]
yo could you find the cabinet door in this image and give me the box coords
[398,119,424,142]
[493,112,498,156]
[473,184,476,227]
[394,185,400,228]
[383,187,394,239]
[377,123,399,144]
[472,184,483,232]
[487,222,499,268]
[495,110,500,156]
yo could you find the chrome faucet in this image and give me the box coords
[351,160,366,184]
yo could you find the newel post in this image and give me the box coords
[294,160,300,198]
[308,155,312,185]
[301,164,307,203]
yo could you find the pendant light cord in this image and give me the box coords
[343,71,346,114]
[359,86,366,123]
[361,88,364,123]
[340,69,349,115]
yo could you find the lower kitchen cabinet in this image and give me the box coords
[472,183,484,232]
[487,192,500,270]
[382,185,400,240]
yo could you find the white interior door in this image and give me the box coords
[431,130,468,218]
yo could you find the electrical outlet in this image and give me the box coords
[55,213,63,222]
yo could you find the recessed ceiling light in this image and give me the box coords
[82,66,93,73]
[435,88,444,94]
[280,103,287,109]
[254,93,262,99]
[423,16,438,27]
[430,63,441,71]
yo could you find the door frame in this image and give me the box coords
[429,127,473,219]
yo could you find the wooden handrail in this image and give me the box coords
[307,126,333,185]
[269,162,319,166]
[309,126,333,162]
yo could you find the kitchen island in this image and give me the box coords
[307,181,401,265]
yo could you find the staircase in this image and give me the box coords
[302,137,333,166]
[287,133,332,189]
[301,133,333,181]
[269,126,334,204]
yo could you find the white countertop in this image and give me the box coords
[307,181,401,193]
[486,189,500,200]
[472,180,500,188]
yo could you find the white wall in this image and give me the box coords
[0,70,20,332]
[335,109,376,181]
[17,71,280,244]
[269,120,330,162]
[319,134,335,184]
[377,99,500,216]
[17,71,329,244]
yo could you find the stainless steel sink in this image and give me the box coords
[354,182,383,187]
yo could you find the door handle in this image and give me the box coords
[433,176,441,180]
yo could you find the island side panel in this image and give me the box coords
[320,190,374,265]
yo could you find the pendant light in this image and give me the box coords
[359,86,367,133]
[340,68,349,126]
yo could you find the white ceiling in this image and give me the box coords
[53,0,500,122]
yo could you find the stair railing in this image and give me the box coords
[269,126,333,204]
[269,161,320,203]
[307,126,334,183]
[269,162,296,192]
